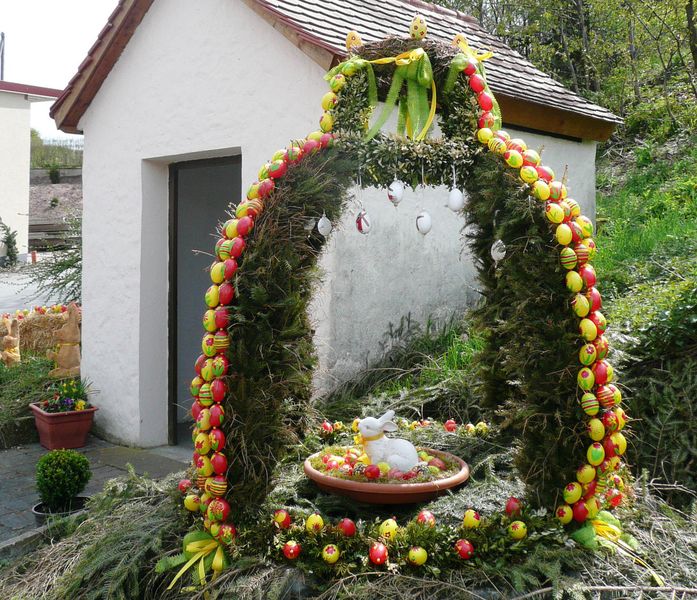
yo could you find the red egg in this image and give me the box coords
[463,58,478,76]
[214,307,230,330]
[178,479,192,494]
[444,419,457,432]
[569,222,584,243]
[194,354,206,375]
[478,112,495,129]
[338,517,357,537]
[268,160,287,179]
[592,360,611,385]
[582,479,597,499]
[596,385,614,409]
[209,404,225,427]
[573,500,589,522]
[257,178,275,198]
[578,265,597,288]
[589,311,607,335]
[211,379,226,403]
[319,133,334,148]
[603,435,617,458]
[229,237,246,259]
[416,510,436,527]
[207,498,231,522]
[428,457,446,470]
[477,91,494,111]
[273,509,292,529]
[236,216,254,237]
[303,139,320,155]
[209,428,226,452]
[586,288,602,312]
[191,400,203,421]
[602,410,619,433]
[505,496,522,517]
[218,282,235,306]
[283,540,301,559]
[536,165,555,182]
[369,542,388,565]
[365,464,381,479]
[455,539,475,559]
[469,74,486,93]
[211,452,228,475]
[320,420,334,434]
[522,149,541,167]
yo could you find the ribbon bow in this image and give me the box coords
[166,531,229,591]
[451,33,494,63]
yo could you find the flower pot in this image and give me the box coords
[304,449,470,504]
[29,403,97,450]
[31,496,89,527]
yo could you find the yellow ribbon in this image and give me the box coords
[167,539,225,591]
[591,519,622,542]
[452,34,494,63]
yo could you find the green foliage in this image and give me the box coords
[48,164,61,184]
[36,449,91,512]
[0,356,53,448]
[31,133,83,169]
[24,217,82,302]
[0,220,19,267]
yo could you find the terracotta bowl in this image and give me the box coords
[304,448,470,504]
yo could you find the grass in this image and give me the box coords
[0,356,54,448]
[594,136,697,297]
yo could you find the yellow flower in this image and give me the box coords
[75,400,86,411]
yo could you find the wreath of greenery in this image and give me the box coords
[175,31,630,584]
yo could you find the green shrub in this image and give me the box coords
[0,220,18,267]
[36,449,91,512]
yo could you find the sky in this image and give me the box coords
[1,0,118,139]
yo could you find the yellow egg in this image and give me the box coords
[563,482,583,504]
[555,224,573,246]
[532,180,550,201]
[611,432,627,455]
[322,544,341,564]
[319,112,334,133]
[407,546,428,566]
[587,418,605,441]
[462,509,481,529]
[379,518,399,540]
[488,137,507,155]
[377,462,391,476]
[520,165,539,184]
[576,463,596,484]
[410,14,428,39]
[345,30,363,50]
[577,367,595,391]
[556,504,573,524]
[579,318,598,342]
[545,203,565,224]
[572,293,590,318]
[585,496,601,519]
[321,91,338,111]
[305,513,324,533]
[587,442,605,466]
[477,127,493,144]
[352,417,361,432]
[508,520,527,539]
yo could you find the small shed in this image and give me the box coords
[51,0,619,447]
[0,81,61,261]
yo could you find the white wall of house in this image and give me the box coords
[76,0,598,446]
[0,92,31,259]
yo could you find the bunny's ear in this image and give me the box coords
[382,421,398,432]
[1,317,9,332]
[378,410,395,424]
[10,319,19,336]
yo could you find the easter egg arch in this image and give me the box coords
[183,29,629,570]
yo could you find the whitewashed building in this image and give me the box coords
[51,0,619,447]
[0,81,61,262]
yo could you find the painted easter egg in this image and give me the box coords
[455,539,475,559]
[214,307,230,330]
[213,330,230,353]
[223,219,239,239]
[387,180,404,205]
[469,74,486,93]
[494,130,511,142]
[610,432,627,455]
[585,496,601,519]
[191,400,203,421]
[566,198,581,218]
[579,318,598,342]
[246,182,260,200]
[229,237,246,259]
[572,293,590,318]
[559,200,572,221]
[194,354,207,375]
[210,262,226,285]
[285,144,304,163]
[206,475,227,498]
[306,513,324,533]
[522,149,541,167]
[507,138,527,153]
[549,181,567,201]
[504,149,523,169]
[190,376,203,397]
[537,165,555,182]
[355,210,371,234]
[572,500,589,523]
[203,310,217,332]
[487,136,507,155]
[338,517,356,537]
[202,334,217,357]
[545,203,565,224]
[207,498,231,523]
[586,238,597,259]
[614,407,627,430]
[329,73,346,92]
[212,356,229,380]
[408,546,428,566]
[478,111,495,128]
[184,494,200,512]
[236,216,254,237]
[577,367,595,391]
[608,384,622,406]
[587,288,602,313]
[576,216,594,238]
[319,112,334,133]
[258,178,275,198]
[563,482,583,504]
[532,180,550,201]
[448,188,466,211]
[196,455,214,477]
[258,163,270,181]
[322,544,341,564]
[205,285,220,308]
[273,509,292,529]
[216,239,234,261]
[211,452,228,475]
[574,243,590,266]
[556,504,573,524]
[209,428,226,452]
[580,392,600,416]
[579,343,597,366]
[560,247,578,270]
[379,518,399,540]
[555,223,573,246]
[592,360,613,385]
[587,442,605,466]
[194,431,211,455]
[569,221,584,242]
[209,404,225,427]
[579,264,596,288]
[321,91,338,110]
[508,521,527,540]
[200,358,214,382]
[477,127,493,144]
[369,542,389,565]
[198,383,213,407]
[283,540,301,560]
[602,410,619,433]
[217,523,237,546]
[566,270,584,293]
[410,14,428,38]
[582,480,597,498]
[587,418,605,441]
[576,463,596,484]
[416,211,432,235]
[589,311,607,335]
[218,282,235,306]
[462,509,481,529]
[210,378,226,403]
[416,510,436,527]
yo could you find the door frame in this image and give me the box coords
[167,155,241,445]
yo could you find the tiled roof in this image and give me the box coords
[51,0,620,137]
[254,0,620,126]
[0,80,62,101]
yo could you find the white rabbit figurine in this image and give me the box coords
[358,410,419,472]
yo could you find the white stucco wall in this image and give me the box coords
[76,0,597,446]
[0,92,31,259]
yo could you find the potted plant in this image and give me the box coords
[32,449,91,526]
[30,378,97,449]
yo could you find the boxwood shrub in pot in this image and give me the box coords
[33,449,91,524]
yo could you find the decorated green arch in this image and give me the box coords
[171,16,630,584]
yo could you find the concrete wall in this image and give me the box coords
[0,92,31,259]
[77,0,597,446]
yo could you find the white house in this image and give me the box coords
[51,0,619,447]
[0,81,61,262]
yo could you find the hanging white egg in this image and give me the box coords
[415,211,432,235]
[387,180,404,206]
[355,210,371,234]
[447,188,465,212]
[317,213,333,237]
[491,239,506,263]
